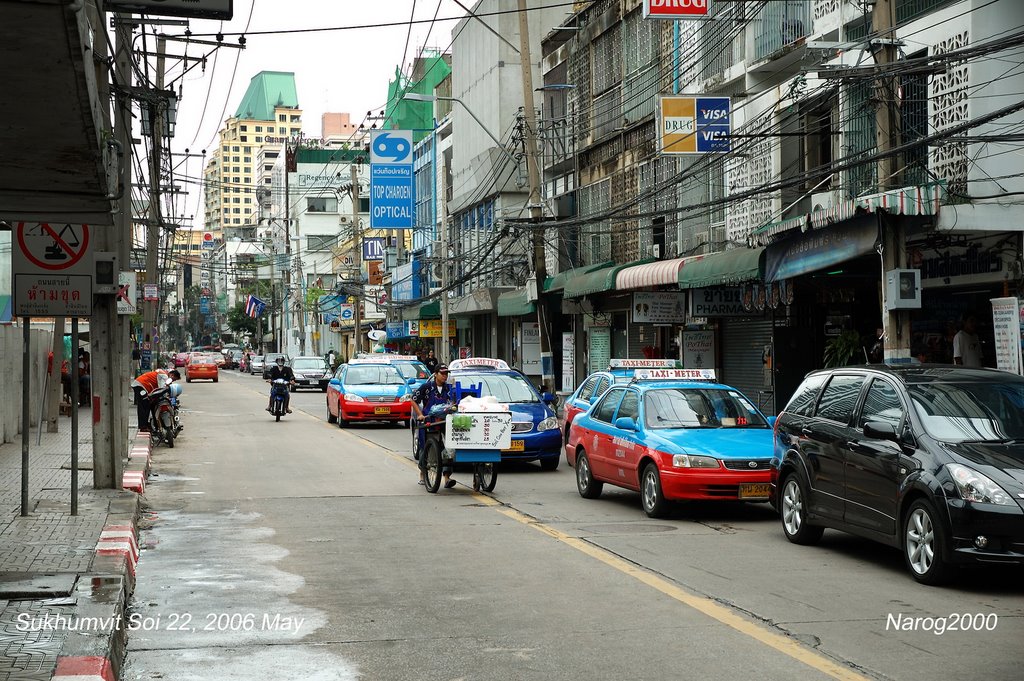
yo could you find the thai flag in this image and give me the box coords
[245,294,266,318]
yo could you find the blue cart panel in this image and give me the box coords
[452,449,502,464]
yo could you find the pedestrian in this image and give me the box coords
[131,346,142,375]
[410,364,456,488]
[326,347,337,370]
[131,368,180,431]
[78,349,91,406]
[424,349,439,374]
[953,315,983,367]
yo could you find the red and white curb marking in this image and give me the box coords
[97,524,140,563]
[121,470,145,493]
[53,655,115,681]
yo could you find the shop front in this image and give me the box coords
[449,287,510,360]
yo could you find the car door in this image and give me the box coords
[804,373,867,522]
[843,377,905,535]
[586,388,626,481]
[327,365,346,417]
[567,375,601,427]
[608,389,642,488]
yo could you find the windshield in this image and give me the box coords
[451,372,540,403]
[344,365,405,386]
[395,362,429,380]
[643,388,769,429]
[909,380,1024,442]
[293,359,327,370]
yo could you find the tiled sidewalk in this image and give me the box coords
[0,414,139,681]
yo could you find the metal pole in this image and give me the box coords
[439,149,451,362]
[71,318,79,516]
[21,317,31,517]
[351,163,363,356]
[35,359,47,446]
[285,147,293,357]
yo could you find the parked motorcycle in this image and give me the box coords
[269,378,290,421]
[148,382,183,447]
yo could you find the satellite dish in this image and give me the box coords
[367,329,387,342]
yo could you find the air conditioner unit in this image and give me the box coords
[339,216,349,223]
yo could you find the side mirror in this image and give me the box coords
[614,416,637,431]
[542,391,556,404]
[863,420,898,441]
[407,377,418,385]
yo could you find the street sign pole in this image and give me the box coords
[21,317,30,517]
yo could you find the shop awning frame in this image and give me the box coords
[497,288,535,317]
[615,256,705,291]
[546,261,613,292]
[402,300,440,320]
[677,248,765,289]
[449,287,510,316]
[563,259,651,299]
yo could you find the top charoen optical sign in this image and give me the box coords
[644,0,709,19]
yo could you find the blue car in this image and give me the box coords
[447,357,562,470]
[563,359,683,446]
[565,368,775,517]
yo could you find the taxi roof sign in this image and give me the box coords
[608,359,680,369]
[448,357,511,371]
[634,368,717,381]
[349,357,393,364]
[387,355,422,361]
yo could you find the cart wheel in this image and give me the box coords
[423,439,442,493]
[474,463,497,492]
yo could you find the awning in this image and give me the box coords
[677,248,764,289]
[403,300,439,320]
[450,287,510,316]
[748,215,809,247]
[497,288,535,317]
[616,256,704,291]
[546,262,612,292]
[809,183,943,230]
[563,259,650,299]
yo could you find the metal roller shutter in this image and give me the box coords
[628,322,658,359]
[720,318,776,415]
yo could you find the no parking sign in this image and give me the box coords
[12,222,93,316]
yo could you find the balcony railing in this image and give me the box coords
[751,1,812,63]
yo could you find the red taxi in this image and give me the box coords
[185,353,219,382]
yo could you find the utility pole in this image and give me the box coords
[873,0,910,363]
[143,37,166,364]
[284,143,293,357]
[516,0,553,390]
[439,151,451,362]
[350,163,363,357]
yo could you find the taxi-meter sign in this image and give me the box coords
[12,222,94,316]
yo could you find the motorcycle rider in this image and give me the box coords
[266,356,296,413]
[131,368,181,432]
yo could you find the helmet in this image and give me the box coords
[168,383,182,398]
[276,356,285,365]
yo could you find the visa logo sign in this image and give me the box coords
[701,109,729,121]
[644,0,708,18]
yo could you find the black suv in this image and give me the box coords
[771,365,1024,585]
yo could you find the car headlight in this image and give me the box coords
[537,416,559,432]
[947,463,1014,505]
[671,454,720,469]
[344,393,365,402]
[398,394,412,402]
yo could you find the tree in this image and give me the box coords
[227,302,258,336]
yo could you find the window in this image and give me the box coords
[578,376,600,402]
[290,115,300,123]
[593,389,625,423]
[256,126,263,132]
[615,391,639,422]
[233,146,240,152]
[240,125,247,131]
[860,379,904,429]
[593,377,610,399]
[279,114,286,122]
[358,197,370,213]
[232,156,239,162]
[815,375,866,424]
[244,156,251,163]
[279,127,287,134]
[256,137,263,143]
[307,197,338,213]
[307,235,335,251]
[785,374,827,416]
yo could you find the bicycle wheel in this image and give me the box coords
[475,463,497,492]
[423,438,442,493]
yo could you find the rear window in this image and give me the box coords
[814,375,866,424]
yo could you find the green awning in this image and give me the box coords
[563,262,639,299]
[546,261,613,292]
[678,248,765,289]
[496,288,535,317]
[405,300,439,320]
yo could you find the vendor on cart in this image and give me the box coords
[411,364,457,488]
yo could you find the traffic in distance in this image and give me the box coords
[159,349,1024,586]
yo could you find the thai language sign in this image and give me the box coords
[370,130,415,229]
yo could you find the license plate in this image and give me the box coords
[738,483,771,500]
[301,380,313,384]
[503,439,525,452]
[374,406,391,415]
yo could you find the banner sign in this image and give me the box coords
[690,287,755,317]
[561,332,575,393]
[419,320,456,338]
[658,95,730,154]
[391,260,421,301]
[116,272,137,315]
[683,330,715,369]
[370,130,415,229]
[632,291,688,324]
[991,297,1022,375]
[363,237,386,261]
[644,0,708,19]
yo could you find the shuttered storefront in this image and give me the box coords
[627,322,658,359]
[720,318,776,415]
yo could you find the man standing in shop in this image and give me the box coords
[953,315,983,367]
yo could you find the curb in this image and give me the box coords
[53,432,151,680]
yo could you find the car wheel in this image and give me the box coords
[327,401,337,424]
[213,377,218,383]
[904,499,955,586]
[641,463,669,518]
[337,412,348,428]
[186,378,192,383]
[321,386,328,393]
[780,474,824,545]
[575,451,602,499]
[539,456,559,471]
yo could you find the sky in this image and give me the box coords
[159,1,468,228]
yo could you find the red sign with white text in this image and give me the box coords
[643,0,709,19]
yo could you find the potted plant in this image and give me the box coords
[823,329,864,368]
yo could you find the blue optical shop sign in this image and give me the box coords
[370,130,415,229]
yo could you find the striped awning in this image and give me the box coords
[615,256,704,291]
[809,183,943,230]
[748,215,809,246]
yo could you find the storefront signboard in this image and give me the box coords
[683,330,715,369]
[764,216,877,282]
[588,328,611,375]
[690,287,753,317]
[632,291,687,324]
[912,235,1010,289]
[522,322,541,375]
[562,332,575,393]
[991,297,1022,375]
[419,320,456,338]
